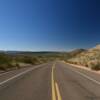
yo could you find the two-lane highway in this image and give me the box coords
[0,61,100,100]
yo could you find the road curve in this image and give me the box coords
[0,61,100,100]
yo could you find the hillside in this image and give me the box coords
[0,45,100,71]
[68,49,86,57]
[68,44,100,70]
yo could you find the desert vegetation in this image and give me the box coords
[67,45,100,70]
[0,53,43,71]
[0,44,100,71]
[0,51,69,71]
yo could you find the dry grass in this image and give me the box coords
[67,45,100,70]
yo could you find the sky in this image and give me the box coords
[0,0,100,51]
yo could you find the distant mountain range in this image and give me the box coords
[0,44,99,57]
[0,51,64,56]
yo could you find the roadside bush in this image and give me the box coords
[0,63,15,71]
[0,53,12,64]
[0,65,7,71]
[87,60,100,70]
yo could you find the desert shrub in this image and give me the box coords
[87,60,100,70]
[0,65,7,71]
[15,63,20,69]
[0,63,15,71]
[0,54,14,71]
[0,53,12,64]
[15,55,41,65]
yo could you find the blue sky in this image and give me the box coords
[0,0,100,51]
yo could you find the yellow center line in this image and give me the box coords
[51,63,62,100]
[55,82,62,100]
[52,63,56,100]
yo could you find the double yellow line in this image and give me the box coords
[51,63,62,100]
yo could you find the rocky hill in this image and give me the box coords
[68,44,100,70]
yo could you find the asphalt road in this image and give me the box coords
[0,61,100,100]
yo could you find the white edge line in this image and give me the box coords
[0,71,13,76]
[0,66,32,76]
[0,63,47,86]
[62,62,100,86]
[73,69,100,85]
